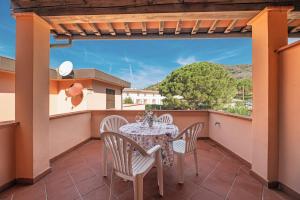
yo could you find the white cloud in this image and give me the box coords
[208,48,241,63]
[176,56,197,66]
[118,57,168,89]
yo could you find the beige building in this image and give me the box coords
[123,88,164,105]
[0,56,130,121]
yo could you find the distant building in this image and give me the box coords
[122,88,164,105]
[0,56,130,121]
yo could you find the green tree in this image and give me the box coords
[123,97,134,104]
[159,62,237,109]
[236,78,252,100]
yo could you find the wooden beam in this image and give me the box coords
[141,22,147,35]
[208,20,218,34]
[191,20,201,35]
[107,23,116,36]
[56,24,72,36]
[290,25,300,33]
[288,19,295,25]
[43,11,258,24]
[241,25,251,32]
[124,22,131,36]
[11,0,21,8]
[224,19,237,33]
[55,32,252,40]
[74,23,87,36]
[159,21,164,35]
[89,23,101,36]
[175,20,182,35]
[13,2,299,16]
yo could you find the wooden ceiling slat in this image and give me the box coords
[290,25,300,33]
[56,24,72,36]
[208,20,218,34]
[175,20,182,35]
[89,23,101,36]
[141,22,147,35]
[107,23,116,36]
[43,11,259,24]
[224,19,237,33]
[73,23,87,36]
[124,22,131,36]
[159,21,164,35]
[191,20,201,34]
[241,25,251,32]
[288,19,295,25]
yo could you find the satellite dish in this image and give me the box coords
[58,61,73,77]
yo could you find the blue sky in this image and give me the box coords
[1,1,299,88]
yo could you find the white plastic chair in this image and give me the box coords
[158,113,173,124]
[100,115,129,176]
[172,122,204,184]
[100,115,129,134]
[101,132,163,200]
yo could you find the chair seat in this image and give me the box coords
[132,154,155,176]
[173,139,186,154]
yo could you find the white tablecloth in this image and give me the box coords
[119,122,179,166]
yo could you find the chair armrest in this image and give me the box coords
[147,145,161,155]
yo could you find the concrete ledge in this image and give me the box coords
[208,110,252,121]
[0,121,19,129]
[50,110,92,120]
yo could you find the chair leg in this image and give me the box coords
[133,175,143,200]
[193,149,199,176]
[102,145,108,177]
[176,153,184,184]
[156,152,163,196]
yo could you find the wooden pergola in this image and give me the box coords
[11,0,300,40]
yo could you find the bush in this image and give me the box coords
[123,97,134,104]
[225,102,251,116]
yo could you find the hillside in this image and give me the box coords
[225,64,252,79]
[144,64,252,90]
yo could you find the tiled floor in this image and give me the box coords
[0,140,296,200]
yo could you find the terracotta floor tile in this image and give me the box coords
[0,140,296,200]
[227,170,262,200]
[69,167,96,183]
[262,186,298,200]
[190,186,223,200]
[13,181,46,200]
[47,185,80,200]
[201,158,239,198]
[83,185,116,200]
[76,176,106,196]
[46,175,74,195]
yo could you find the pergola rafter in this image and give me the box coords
[9,1,300,40]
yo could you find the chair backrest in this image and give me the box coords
[101,132,147,177]
[100,115,129,134]
[180,122,204,153]
[158,113,173,124]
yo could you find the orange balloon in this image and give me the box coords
[66,83,83,97]
[71,92,83,107]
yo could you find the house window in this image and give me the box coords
[106,89,115,109]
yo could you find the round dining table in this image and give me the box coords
[119,122,179,166]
